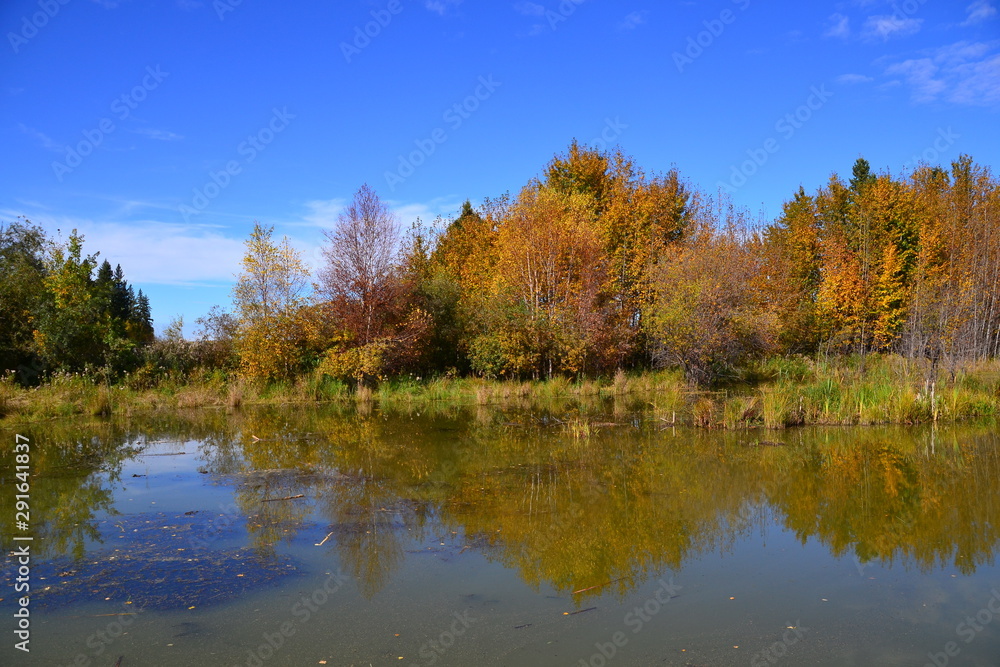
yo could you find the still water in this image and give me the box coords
[2,402,999,666]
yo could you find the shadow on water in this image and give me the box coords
[2,404,999,612]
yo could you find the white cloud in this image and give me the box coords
[862,15,922,41]
[885,58,946,102]
[884,40,1000,107]
[285,196,466,272]
[836,73,874,84]
[294,195,464,232]
[20,216,246,286]
[824,13,850,39]
[933,40,995,65]
[963,0,998,25]
[298,198,347,228]
[949,52,1000,106]
[618,11,648,31]
[1,193,471,291]
[389,196,466,229]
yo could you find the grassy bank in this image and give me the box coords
[725,355,1000,428]
[2,355,998,427]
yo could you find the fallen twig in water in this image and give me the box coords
[572,578,624,595]
[315,531,335,547]
[262,494,305,502]
[566,606,597,616]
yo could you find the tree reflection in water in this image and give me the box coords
[4,406,999,604]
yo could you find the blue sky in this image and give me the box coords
[2,0,998,335]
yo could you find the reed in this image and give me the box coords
[2,354,998,427]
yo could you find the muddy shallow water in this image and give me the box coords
[2,404,999,666]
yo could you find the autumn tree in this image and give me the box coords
[316,185,430,384]
[319,184,402,346]
[900,156,1000,365]
[194,305,240,370]
[597,159,690,362]
[945,155,1000,360]
[232,222,312,382]
[466,184,613,378]
[544,139,614,209]
[646,196,779,385]
[414,199,502,373]
[762,186,822,352]
[542,142,691,365]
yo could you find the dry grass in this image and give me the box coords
[692,396,717,428]
[2,355,998,427]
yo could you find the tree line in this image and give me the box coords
[229,143,1000,386]
[3,143,997,388]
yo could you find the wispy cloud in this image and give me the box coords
[389,197,466,229]
[862,15,922,41]
[297,198,347,229]
[824,13,850,39]
[130,127,184,141]
[836,73,874,84]
[950,52,1000,106]
[425,0,462,16]
[885,58,946,101]
[18,124,63,153]
[286,196,464,271]
[292,196,463,231]
[13,199,50,212]
[618,11,648,31]
[67,192,186,218]
[514,1,545,16]
[883,40,1000,107]
[963,0,997,25]
[0,211,246,286]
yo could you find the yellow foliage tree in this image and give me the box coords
[232,222,312,382]
[468,184,611,377]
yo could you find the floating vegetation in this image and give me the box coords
[4,512,299,611]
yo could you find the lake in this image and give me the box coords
[2,402,999,666]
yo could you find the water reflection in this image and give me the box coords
[3,406,999,607]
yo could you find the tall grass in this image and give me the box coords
[723,394,760,429]
[1,355,997,426]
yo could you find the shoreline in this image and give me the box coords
[2,354,998,428]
